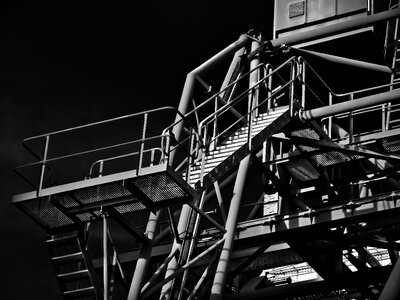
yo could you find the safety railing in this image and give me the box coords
[298,57,400,143]
[197,57,300,151]
[15,106,198,194]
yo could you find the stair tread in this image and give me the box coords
[53,252,84,263]
[189,106,288,185]
[64,286,95,297]
[46,235,77,247]
[58,269,90,280]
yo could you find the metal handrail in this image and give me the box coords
[299,57,400,100]
[16,106,201,192]
[21,106,180,161]
[88,147,164,178]
[184,63,269,119]
[198,57,300,147]
[17,135,170,168]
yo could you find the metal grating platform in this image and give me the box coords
[13,163,197,231]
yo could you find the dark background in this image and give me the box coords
[0,1,274,299]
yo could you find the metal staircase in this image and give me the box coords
[188,106,289,187]
[47,230,101,299]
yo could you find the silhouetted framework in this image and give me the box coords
[13,1,400,299]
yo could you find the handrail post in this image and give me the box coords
[267,64,273,110]
[301,58,306,108]
[37,135,50,197]
[137,113,148,176]
[328,92,333,138]
[212,96,218,150]
[349,94,354,143]
[289,61,296,116]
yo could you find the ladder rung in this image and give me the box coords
[58,269,90,281]
[46,235,77,247]
[64,286,95,297]
[52,252,84,264]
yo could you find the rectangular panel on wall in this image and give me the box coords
[307,0,336,23]
[337,0,367,15]
[274,0,306,32]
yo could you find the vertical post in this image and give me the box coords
[138,113,148,176]
[328,92,333,138]
[267,65,273,110]
[212,96,218,149]
[301,58,306,108]
[38,135,50,196]
[349,94,354,143]
[210,155,251,300]
[248,36,260,150]
[103,211,109,300]
[127,211,159,300]
[249,35,260,118]
[289,61,296,116]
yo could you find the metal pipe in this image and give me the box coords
[141,245,178,293]
[251,8,400,58]
[249,35,261,117]
[299,89,400,121]
[144,238,226,300]
[214,181,227,224]
[379,255,400,300]
[210,155,251,299]
[103,212,109,300]
[127,211,159,300]
[292,48,394,74]
[172,34,250,149]
[160,206,193,298]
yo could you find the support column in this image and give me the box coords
[210,155,251,299]
[159,205,192,299]
[127,211,159,300]
[379,256,400,300]
[103,212,109,300]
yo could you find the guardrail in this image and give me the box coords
[298,57,400,142]
[15,106,198,194]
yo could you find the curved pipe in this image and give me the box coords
[171,34,251,161]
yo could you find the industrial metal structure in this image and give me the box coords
[12,1,400,299]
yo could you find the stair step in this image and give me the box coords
[189,106,288,185]
[53,252,84,264]
[64,286,95,298]
[46,235,77,247]
[58,269,90,281]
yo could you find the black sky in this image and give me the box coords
[0,1,273,299]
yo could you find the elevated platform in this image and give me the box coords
[13,163,197,231]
